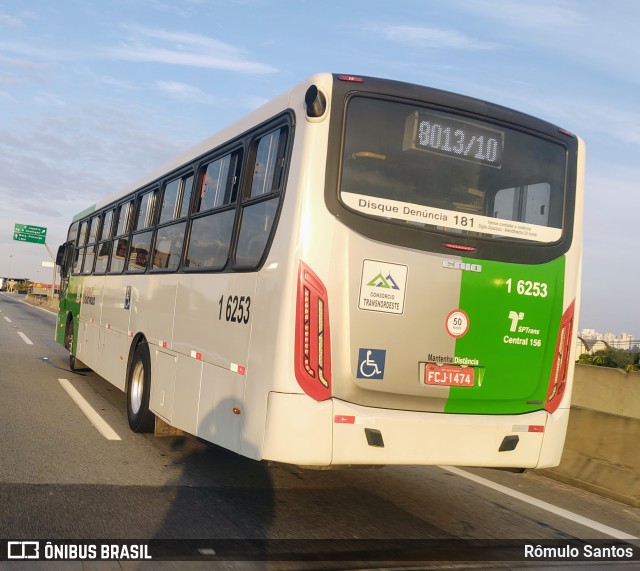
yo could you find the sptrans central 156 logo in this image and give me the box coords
[358,259,408,315]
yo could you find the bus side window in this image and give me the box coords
[94,208,115,274]
[73,246,84,275]
[235,127,288,269]
[83,245,95,275]
[159,179,180,224]
[77,220,89,247]
[127,230,153,272]
[109,201,133,274]
[82,216,100,274]
[194,153,239,213]
[93,241,112,274]
[134,190,157,231]
[178,175,194,218]
[185,211,235,270]
[185,152,241,271]
[126,190,157,273]
[152,221,186,271]
[235,200,279,268]
[109,237,129,274]
[115,201,132,236]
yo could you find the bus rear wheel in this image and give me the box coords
[65,318,78,372]
[126,343,155,433]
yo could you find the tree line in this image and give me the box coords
[578,348,640,372]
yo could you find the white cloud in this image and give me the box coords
[0,13,26,30]
[374,24,497,50]
[457,0,640,84]
[466,0,586,32]
[0,23,277,76]
[107,24,278,73]
[155,80,215,103]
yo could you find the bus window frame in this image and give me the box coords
[232,123,291,271]
[94,207,116,275]
[126,187,158,274]
[108,199,134,275]
[183,148,243,273]
[80,214,101,275]
[150,169,194,273]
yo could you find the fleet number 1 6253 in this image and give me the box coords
[505,279,548,298]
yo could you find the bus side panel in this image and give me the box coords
[95,328,129,391]
[76,276,104,370]
[173,272,256,453]
[99,274,132,336]
[150,349,178,424]
[172,274,255,377]
[170,355,203,436]
[95,274,132,390]
[129,273,179,351]
[197,363,243,454]
[78,320,100,370]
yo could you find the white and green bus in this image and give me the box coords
[56,73,584,468]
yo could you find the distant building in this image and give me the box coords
[576,336,610,356]
[579,328,637,351]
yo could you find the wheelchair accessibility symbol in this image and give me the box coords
[357,348,386,380]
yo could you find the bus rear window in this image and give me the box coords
[339,97,567,243]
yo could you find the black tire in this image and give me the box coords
[65,318,78,372]
[126,343,155,433]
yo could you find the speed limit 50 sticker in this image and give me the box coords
[446,309,469,338]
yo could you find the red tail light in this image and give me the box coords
[545,301,575,413]
[295,262,332,401]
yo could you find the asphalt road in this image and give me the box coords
[0,292,638,570]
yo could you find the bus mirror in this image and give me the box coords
[56,244,68,276]
[305,85,326,118]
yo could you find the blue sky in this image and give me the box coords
[0,0,638,337]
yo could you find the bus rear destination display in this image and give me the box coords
[404,111,504,168]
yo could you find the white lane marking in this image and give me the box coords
[58,379,121,441]
[3,316,12,323]
[17,331,33,345]
[440,466,637,540]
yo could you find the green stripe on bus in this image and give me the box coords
[445,256,565,414]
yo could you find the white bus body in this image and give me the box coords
[57,74,584,468]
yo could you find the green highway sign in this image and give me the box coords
[13,223,47,245]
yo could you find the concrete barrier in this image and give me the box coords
[539,364,640,507]
[25,293,59,312]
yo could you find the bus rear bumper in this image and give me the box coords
[332,399,570,469]
[262,393,569,468]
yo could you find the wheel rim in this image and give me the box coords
[130,360,145,415]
